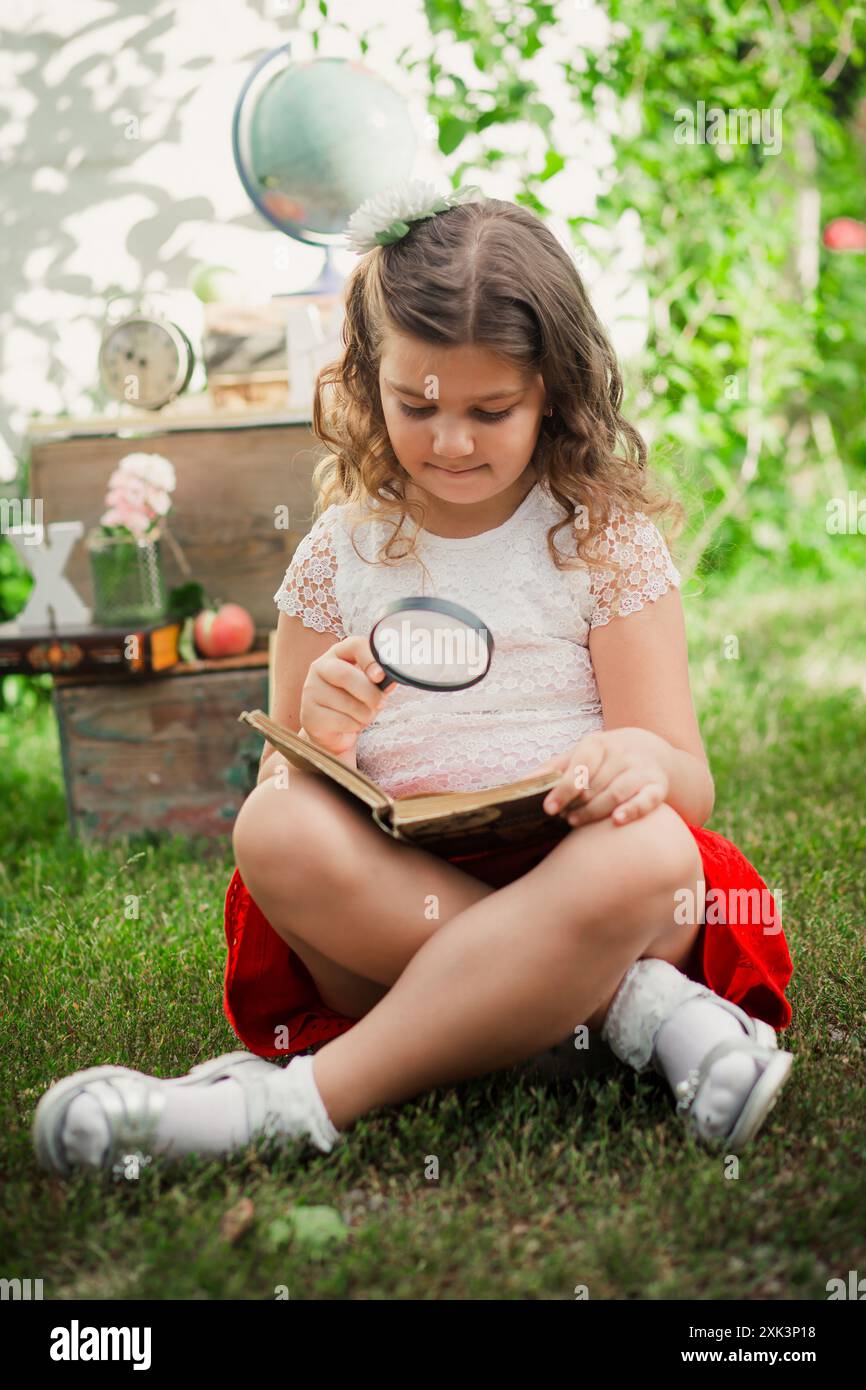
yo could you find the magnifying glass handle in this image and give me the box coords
[373,670,400,691]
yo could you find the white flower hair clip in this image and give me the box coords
[344,179,485,254]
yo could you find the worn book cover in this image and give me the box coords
[238,708,573,859]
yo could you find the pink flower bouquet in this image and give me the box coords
[99,452,177,538]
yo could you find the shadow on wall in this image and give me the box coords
[1,1,295,474]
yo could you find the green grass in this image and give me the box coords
[1,568,864,1299]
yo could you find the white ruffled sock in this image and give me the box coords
[61,1055,341,1168]
[653,997,761,1139]
[281,1055,342,1154]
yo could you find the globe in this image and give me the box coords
[232,47,417,249]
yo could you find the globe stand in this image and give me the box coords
[274,245,346,299]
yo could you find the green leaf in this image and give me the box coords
[288,1205,348,1256]
[527,102,555,131]
[539,148,565,181]
[507,80,535,104]
[166,581,207,621]
[438,115,468,155]
[265,1218,293,1250]
[178,616,197,665]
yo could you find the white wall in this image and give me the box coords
[0,0,643,483]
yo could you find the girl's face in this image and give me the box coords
[378,330,548,511]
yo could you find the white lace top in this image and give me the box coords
[273,478,682,799]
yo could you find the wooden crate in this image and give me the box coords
[52,653,269,844]
[27,411,326,637]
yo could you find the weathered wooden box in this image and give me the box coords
[26,404,316,843]
[52,653,269,845]
[26,409,324,638]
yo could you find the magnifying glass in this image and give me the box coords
[369,597,494,692]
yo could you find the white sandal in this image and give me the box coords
[600,958,794,1151]
[667,996,794,1150]
[32,1050,301,1176]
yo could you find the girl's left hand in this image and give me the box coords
[528,728,670,828]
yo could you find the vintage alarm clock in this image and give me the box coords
[98,295,196,410]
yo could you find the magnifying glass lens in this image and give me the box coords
[370,599,494,692]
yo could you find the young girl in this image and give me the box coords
[34,182,794,1176]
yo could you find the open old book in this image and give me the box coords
[238,709,573,859]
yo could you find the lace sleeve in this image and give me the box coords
[588,510,682,630]
[273,510,347,638]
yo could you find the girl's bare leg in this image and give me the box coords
[233,776,701,1015]
[233,776,705,1132]
[232,774,512,1010]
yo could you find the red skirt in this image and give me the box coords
[223,814,793,1060]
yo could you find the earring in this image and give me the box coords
[544,406,553,417]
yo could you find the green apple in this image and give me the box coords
[189,264,243,304]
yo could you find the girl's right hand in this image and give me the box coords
[300,635,397,757]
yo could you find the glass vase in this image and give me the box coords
[87,531,167,627]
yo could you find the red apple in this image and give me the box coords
[193,603,255,657]
[822,217,866,252]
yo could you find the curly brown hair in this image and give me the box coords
[310,195,684,579]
